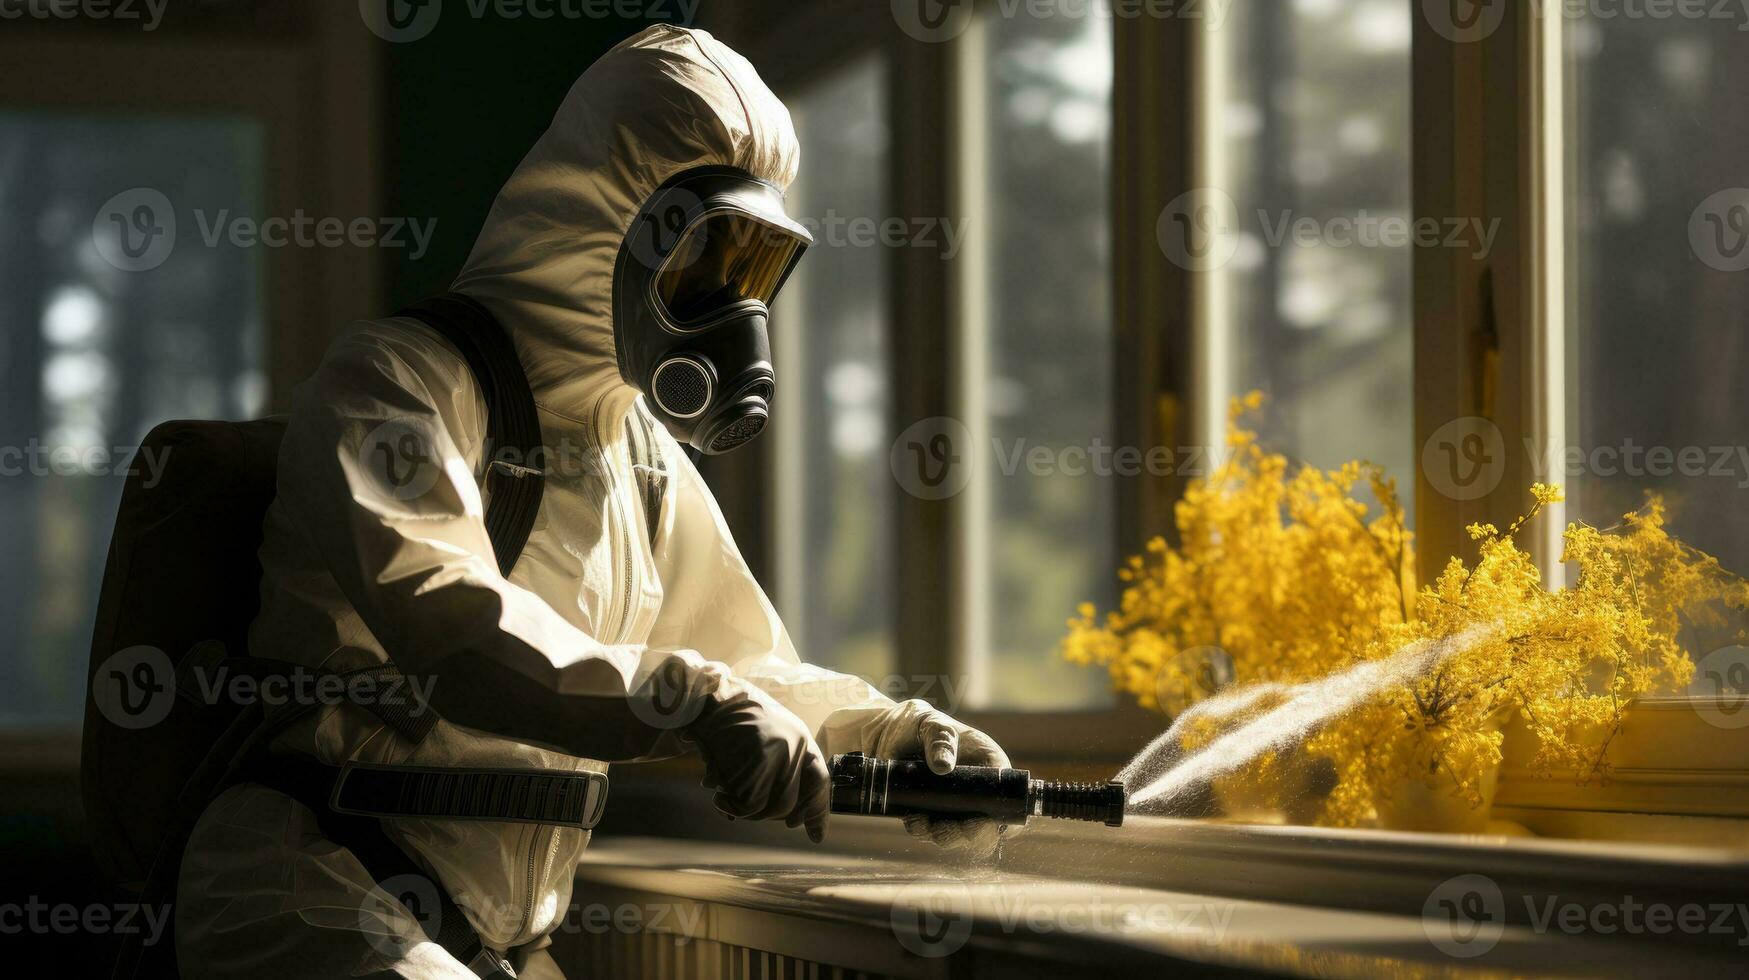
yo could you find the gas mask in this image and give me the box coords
[614,166,811,455]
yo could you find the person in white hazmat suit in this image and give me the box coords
[173,24,1013,980]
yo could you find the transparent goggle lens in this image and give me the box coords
[656,212,803,322]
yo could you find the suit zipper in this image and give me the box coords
[598,448,637,645]
[596,398,638,646]
[514,823,561,946]
[615,441,636,645]
[518,823,538,943]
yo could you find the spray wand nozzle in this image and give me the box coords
[828,753,1126,828]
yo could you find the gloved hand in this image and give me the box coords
[831,699,1016,859]
[685,683,832,842]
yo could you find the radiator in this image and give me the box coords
[566,929,895,980]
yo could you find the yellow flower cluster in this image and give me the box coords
[1064,398,1749,827]
[1063,394,1415,709]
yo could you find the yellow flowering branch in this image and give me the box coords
[1063,396,1749,828]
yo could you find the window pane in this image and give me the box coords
[1564,16,1749,642]
[1208,0,1416,509]
[970,10,1116,709]
[0,114,266,725]
[771,57,895,680]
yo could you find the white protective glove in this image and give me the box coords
[685,683,832,842]
[824,699,1016,858]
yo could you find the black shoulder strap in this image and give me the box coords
[396,293,544,577]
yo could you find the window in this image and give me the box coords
[771,56,896,681]
[1562,10,1749,691]
[0,114,266,724]
[0,11,380,741]
[1205,0,1416,501]
[1563,12,1749,576]
[764,3,1417,716]
[962,8,1116,710]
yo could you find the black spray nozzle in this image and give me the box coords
[828,753,1125,828]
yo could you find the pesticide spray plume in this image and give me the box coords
[1117,624,1498,816]
[826,627,1497,832]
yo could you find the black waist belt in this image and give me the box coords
[331,761,609,830]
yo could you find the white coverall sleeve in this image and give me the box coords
[647,451,1019,857]
[276,320,742,762]
[646,451,900,753]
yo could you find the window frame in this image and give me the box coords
[708,1,1749,810]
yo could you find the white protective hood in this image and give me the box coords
[453,24,801,423]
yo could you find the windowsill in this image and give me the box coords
[602,765,1749,903]
[993,814,1749,914]
[1494,696,1749,834]
[609,779,1749,901]
[0,728,81,772]
[572,816,1749,976]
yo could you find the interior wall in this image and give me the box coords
[381,14,674,307]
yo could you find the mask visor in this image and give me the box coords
[656,212,806,324]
